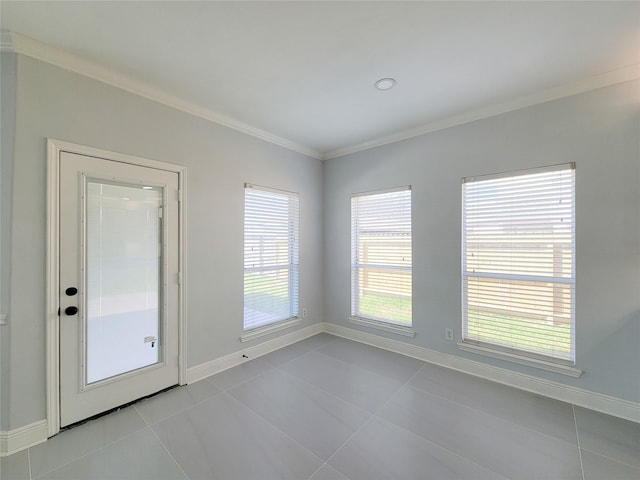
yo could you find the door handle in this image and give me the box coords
[65,306,78,315]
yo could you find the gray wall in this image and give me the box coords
[2,55,324,429]
[324,80,640,403]
[1,52,17,431]
[2,50,639,432]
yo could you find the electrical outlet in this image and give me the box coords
[302,308,307,318]
[445,328,454,341]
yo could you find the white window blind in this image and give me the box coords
[244,184,299,331]
[351,187,412,326]
[462,163,575,364]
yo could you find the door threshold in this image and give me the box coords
[58,384,179,434]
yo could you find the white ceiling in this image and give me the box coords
[1,1,639,159]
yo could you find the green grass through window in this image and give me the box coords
[357,293,412,326]
[467,308,572,358]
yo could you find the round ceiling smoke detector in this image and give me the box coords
[375,78,396,91]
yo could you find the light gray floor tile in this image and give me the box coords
[35,428,187,480]
[29,406,147,478]
[260,333,339,367]
[151,393,322,480]
[581,449,640,480]
[280,350,403,413]
[6,337,636,479]
[0,450,30,480]
[292,332,338,350]
[378,384,582,480]
[229,368,370,460]
[575,406,640,468]
[135,380,220,425]
[409,363,578,444]
[316,337,424,382]
[329,417,506,480]
[261,341,314,366]
[206,356,274,391]
[309,463,351,480]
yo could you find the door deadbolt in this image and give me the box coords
[65,306,78,315]
[65,287,78,296]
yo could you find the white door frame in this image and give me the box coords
[46,139,187,437]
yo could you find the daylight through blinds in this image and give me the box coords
[351,187,412,326]
[244,185,299,331]
[462,164,575,363]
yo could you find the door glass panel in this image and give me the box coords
[86,181,162,384]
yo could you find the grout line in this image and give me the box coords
[368,363,579,479]
[323,359,470,474]
[373,414,511,480]
[206,334,337,387]
[214,345,369,479]
[137,384,224,428]
[27,446,32,480]
[408,364,583,447]
[573,405,586,480]
[365,364,506,480]
[265,339,384,416]
[375,366,507,478]
[318,358,424,475]
[267,333,339,369]
[305,462,349,480]
[320,410,373,474]
[271,357,377,423]
[409,371,582,450]
[577,446,640,471]
[203,356,279,393]
[132,404,148,426]
[29,412,149,478]
[305,461,326,480]
[271,352,380,417]
[25,334,632,479]
[216,392,325,470]
[148,425,191,480]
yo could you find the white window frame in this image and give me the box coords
[350,186,413,336]
[242,183,299,341]
[460,163,581,377]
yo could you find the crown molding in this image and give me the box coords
[3,30,323,160]
[4,30,638,162]
[323,63,640,160]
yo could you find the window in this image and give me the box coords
[351,187,412,327]
[243,184,299,331]
[462,163,575,365]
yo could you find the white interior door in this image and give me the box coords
[59,151,180,427]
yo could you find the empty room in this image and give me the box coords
[0,1,638,479]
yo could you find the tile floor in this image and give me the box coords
[1,333,639,479]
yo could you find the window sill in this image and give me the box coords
[457,342,582,378]
[240,317,300,343]
[349,316,416,338]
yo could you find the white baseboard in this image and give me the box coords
[323,323,640,423]
[186,323,324,384]
[3,320,637,458]
[0,420,48,457]
[0,324,323,457]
